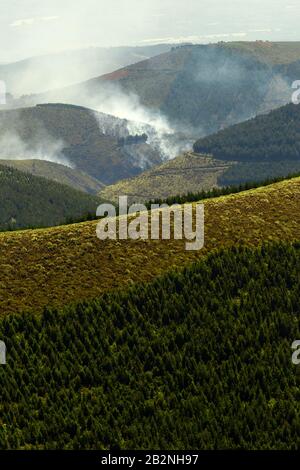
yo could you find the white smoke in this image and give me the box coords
[32,79,192,161]
[89,84,192,160]
[3,45,172,97]
[6,56,195,163]
[0,131,72,167]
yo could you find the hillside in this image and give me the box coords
[16,41,300,137]
[0,44,172,96]
[100,108,300,199]
[219,161,300,186]
[192,102,300,185]
[0,103,162,184]
[223,41,300,65]
[0,164,101,231]
[194,103,300,162]
[0,241,299,449]
[100,152,232,203]
[0,176,299,316]
[0,159,104,194]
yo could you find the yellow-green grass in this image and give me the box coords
[224,41,300,65]
[0,177,300,316]
[100,152,232,203]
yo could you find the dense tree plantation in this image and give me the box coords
[1,162,298,232]
[0,164,101,231]
[0,242,299,449]
[218,161,300,186]
[193,103,300,162]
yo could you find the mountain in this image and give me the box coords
[192,102,300,184]
[0,159,104,194]
[0,44,173,96]
[0,175,299,316]
[219,160,300,186]
[220,40,300,64]
[0,164,101,231]
[14,41,300,140]
[194,102,300,161]
[100,152,232,203]
[100,99,300,200]
[194,103,300,186]
[0,103,162,184]
[0,240,299,449]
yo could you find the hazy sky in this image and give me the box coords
[1,0,300,63]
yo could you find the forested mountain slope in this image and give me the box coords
[191,102,300,186]
[0,159,104,194]
[0,103,162,184]
[0,164,101,231]
[194,103,300,162]
[18,42,300,136]
[0,242,299,449]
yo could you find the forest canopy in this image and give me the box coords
[0,242,299,450]
[194,103,300,162]
[0,164,101,231]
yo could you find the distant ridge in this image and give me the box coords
[0,159,104,194]
[0,103,162,184]
[99,152,232,203]
[0,163,101,231]
[15,41,300,137]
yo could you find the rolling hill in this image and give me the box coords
[0,159,104,194]
[14,41,300,137]
[193,102,300,185]
[194,102,300,162]
[0,164,101,231]
[99,152,232,203]
[0,44,173,96]
[0,175,299,316]
[100,99,300,200]
[0,103,162,184]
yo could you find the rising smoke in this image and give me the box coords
[92,85,186,160]
[0,108,72,167]
[0,131,71,166]
[25,80,192,161]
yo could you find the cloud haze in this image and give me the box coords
[0,0,299,62]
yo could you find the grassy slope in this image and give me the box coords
[0,176,299,316]
[223,41,300,64]
[100,152,232,203]
[0,159,104,194]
